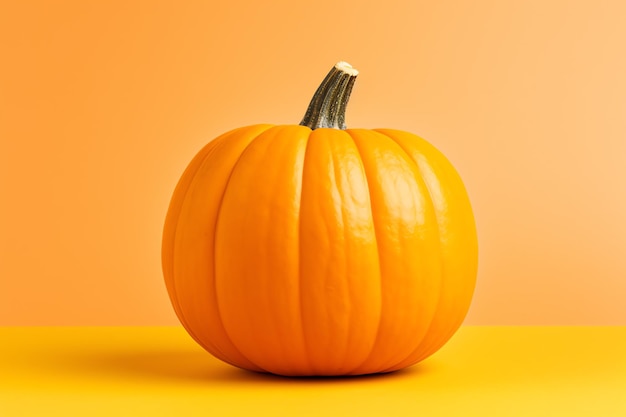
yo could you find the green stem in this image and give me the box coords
[299,62,358,130]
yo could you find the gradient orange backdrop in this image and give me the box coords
[1,0,625,325]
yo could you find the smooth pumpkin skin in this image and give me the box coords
[162,124,478,376]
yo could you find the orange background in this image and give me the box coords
[1,0,625,326]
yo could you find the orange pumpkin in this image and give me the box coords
[162,62,478,376]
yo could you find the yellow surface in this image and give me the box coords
[1,326,625,416]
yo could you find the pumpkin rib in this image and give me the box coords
[376,129,477,370]
[214,125,312,375]
[275,125,315,375]
[324,133,353,374]
[371,129,447,372]
[374,130,448,372]
[163,135,220,334]
[298,128,383,375]
[410,135,477,363]
[329,130,380,374]
[213,127,275,372]
[341,129,385,375]
[163,127,253,365]
[208,127,293,374]
[174,124,274,372]
[345,129,446,374]
[269,125,314,374]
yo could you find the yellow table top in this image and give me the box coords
[1,326,625,416]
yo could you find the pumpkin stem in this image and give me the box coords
[299,61,358,130]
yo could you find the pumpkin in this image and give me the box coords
[162,62,478,376]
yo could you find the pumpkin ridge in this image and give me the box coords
[175,125,275,371]
[298,128,382,375]
[164,134,223,340]
[342,129,385,375]
[376,129,477,370]
[327,132,361,374]
[366,129,446,372]
[165,127,252,365]
[214,125,312,374]
[374,130,448,371]
[207,126,282,373]
[265,126,313,374]
[344,129,449,374]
